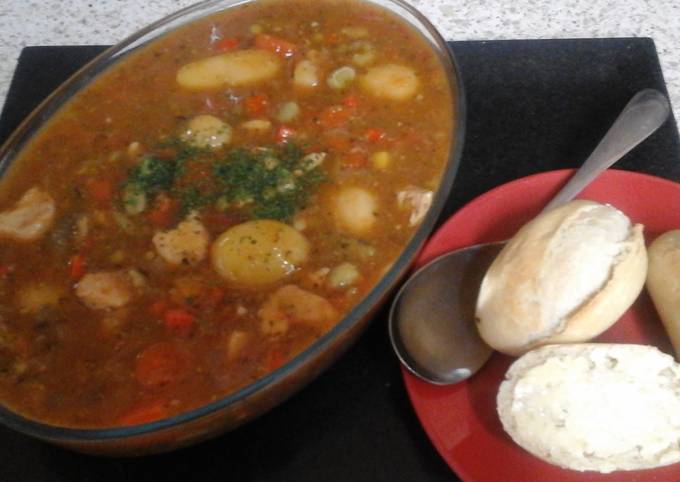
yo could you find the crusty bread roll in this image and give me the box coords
[647,230,680,356]
[497,343,680,473]
[476,200,647,355]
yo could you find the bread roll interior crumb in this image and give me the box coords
[497,344,680,473]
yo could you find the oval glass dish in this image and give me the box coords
[0,0,464,455]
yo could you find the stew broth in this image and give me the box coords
[0,0,453,427]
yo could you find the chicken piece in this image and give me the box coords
[397,186,433,226]
[258,284,337,336]
[152,214,209,266]
[0,187,56,242]
[75,271,134,310]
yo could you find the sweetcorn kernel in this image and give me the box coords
[371,151,390,169]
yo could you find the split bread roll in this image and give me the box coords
[476,200,647,355]
[497,343,680,473]
[647,230,680,355]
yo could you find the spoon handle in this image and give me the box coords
[542,88,670,212]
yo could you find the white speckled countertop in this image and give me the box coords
[1,0,679,117]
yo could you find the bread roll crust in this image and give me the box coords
[475,200,647,355]
[497,344,680,473]
[647,230,680,355]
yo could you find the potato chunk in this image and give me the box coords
[360,64,419,101]
[211,220,309,286]
[293,59,319,89]
[333,186,378,235]
[0,187,55,242]
[176,49,281,90]
[76,271,133,310]
[182,115,232,148]
[153,214,210,266]
[327,262,361,289]
[259,285,337,335]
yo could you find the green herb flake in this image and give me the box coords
[126,156,178,194]
[174,186,216,215]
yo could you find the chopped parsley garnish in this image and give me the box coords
[213,145,325,221]
[127,156,178,193]
[120,140,326,222]
[124,140,211,195]
[174,186,216,214]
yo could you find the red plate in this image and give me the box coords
[404,169,680,482]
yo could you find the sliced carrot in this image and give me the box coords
[164,309,196,336]
[148,194,178,228]
[254,33,297,58]
[274,125,297,143]
[69,254,87,280]
[85,178,113,205]
[325,32,341,46]
[243,94,269,117]
[342,96,359,108]
[364,128,386,142]
[215,37,240,52]
[119,401,168,426]
[135,342,191,389]
[318,105,352,129]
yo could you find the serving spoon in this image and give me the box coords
[388,88,671,385]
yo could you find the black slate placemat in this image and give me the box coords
[0,38,678,482]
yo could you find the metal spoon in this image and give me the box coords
[389,88,671,385]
